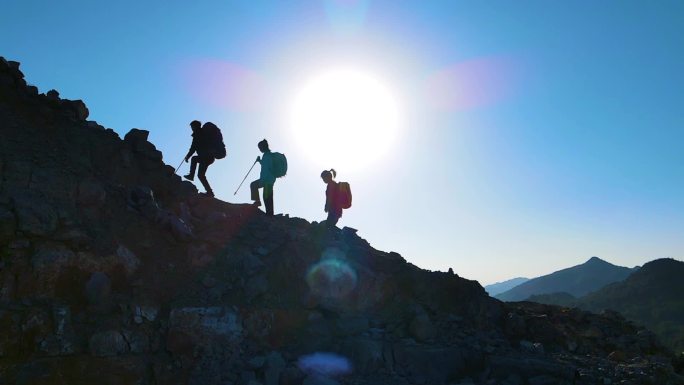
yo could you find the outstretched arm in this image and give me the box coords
[184,139,197,161]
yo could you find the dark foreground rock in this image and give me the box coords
[1,56,683,385]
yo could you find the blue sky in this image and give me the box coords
[2,0,682,284]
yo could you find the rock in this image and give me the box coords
[167,307,242,354]
[248,355,266,369]
[520,340,544,354]
[31,246,75,271]
[12,194,58,236]
[66,99,89,120]
[528,375,561,385]
[335,316,369,336]
[264,351,286,385]
[122,329,149,353]
[77,180,106,207]
[202,276,218,288]
[242,253,265,276]
[46,89,60,100]
[156,210,193,241]
[302,374,340,385]
[245,274,269,302]
[138,305,159,322]
[339,338,383,373]
[0,206,17,241]
[607,350,627,362]
[505,313,526,336]
[85,272,112,304]
[124,128,149,143]
[392,344,481,384]
[115,245,140,275]
[409,314,434,342]
[128,186,160,219]
[89,330,128,357]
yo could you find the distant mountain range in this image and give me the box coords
[494,257,637,302]
[527,258,684,353]
[484,277,529,297]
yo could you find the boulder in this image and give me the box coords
[12,194,58,236]
[89,330,128,357]
[167,307,242,353]
[264,351,287,385]
[0,206,16,242]
[409,313,435,342]
[85,272,112,305]
[115,245,140,275]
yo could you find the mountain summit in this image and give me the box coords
[495,257,636,302]
[0,57,681,384]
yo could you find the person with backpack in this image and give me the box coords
[250,139,283,216]
[184,121,226,197]
[320,169,352,226]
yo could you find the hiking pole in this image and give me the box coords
[234,160,257,195]
[175,158,185,174]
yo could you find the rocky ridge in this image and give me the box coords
[0,57,682,385]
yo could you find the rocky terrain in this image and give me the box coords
[529,259,684,354]
[1,57,683,385]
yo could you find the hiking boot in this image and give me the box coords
[199,191,214,198]
[183,174,194,181]
[252,200,262,207]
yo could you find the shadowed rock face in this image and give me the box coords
[0,57,682,385]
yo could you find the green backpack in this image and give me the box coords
[271,152,288,178]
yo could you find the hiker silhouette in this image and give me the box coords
[321,169,343,226]
[184,120,225,197]
[250,139,276,215]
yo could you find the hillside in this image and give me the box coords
[1,57,682,385]
[484,277,529,297]
[579,259,684,353]
[495,257,636,302]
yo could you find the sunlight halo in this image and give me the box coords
[290,69,400,171]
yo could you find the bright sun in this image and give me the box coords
[291,69,400,171]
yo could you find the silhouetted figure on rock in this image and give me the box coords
[184,121,226,197]
[250,139,277,215]
[321,169,342,226]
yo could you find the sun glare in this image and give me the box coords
[291,69,400,171]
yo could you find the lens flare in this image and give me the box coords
[182,58,266,111]
[298,352,353,376]
[306,248,358,298]
[424,57,520,111]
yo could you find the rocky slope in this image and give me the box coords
[495,257,636,302]
[529,259,684,354]
[1,57,682,385]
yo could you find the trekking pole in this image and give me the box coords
[234,160,257,195]
[174,158,185,174]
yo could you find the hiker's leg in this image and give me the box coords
[326,211,339,226]
[198,160,214,196]
[264,183,274,216]
[250,180,262,203]
[187,156,199,178]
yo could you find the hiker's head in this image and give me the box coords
[258,139,270,153]
[190,120,201,131]
[321,169,336,183]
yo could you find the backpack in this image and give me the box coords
[337,182,352,209]
[204,122,226,159]
[271,152,288,178]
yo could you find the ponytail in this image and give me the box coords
[321,169,337,180]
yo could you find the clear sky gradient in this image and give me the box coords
[2,0,682,285]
